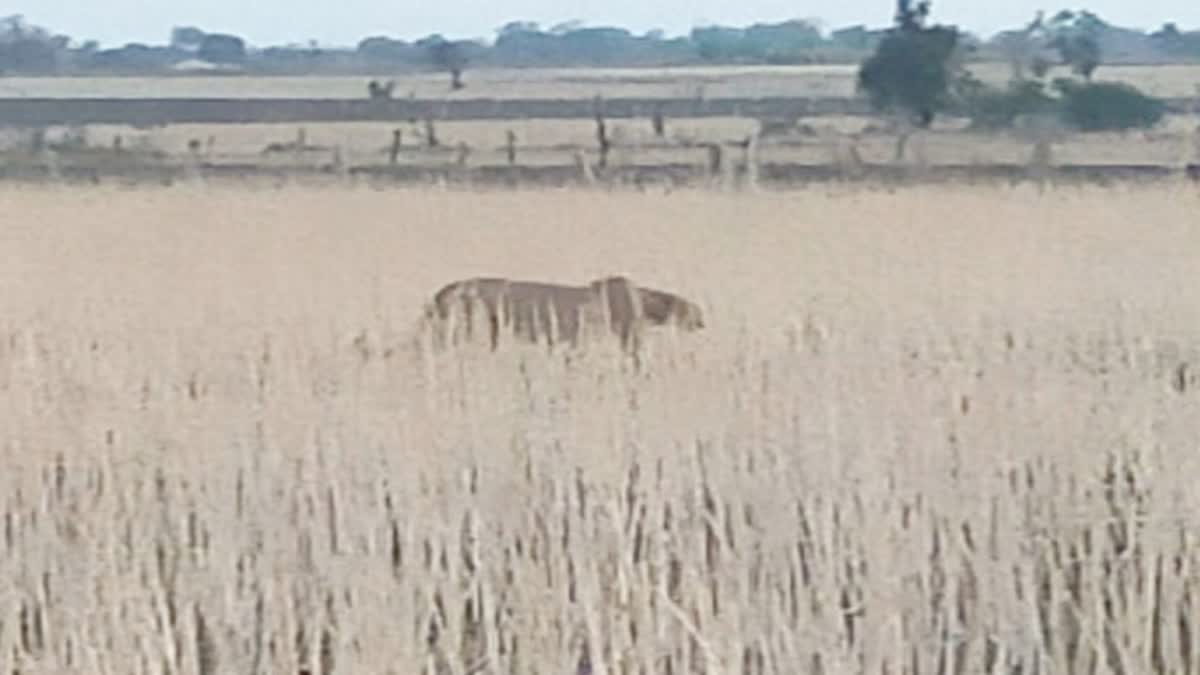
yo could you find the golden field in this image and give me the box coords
[3,62,1200,100]
[2,182,1200,673]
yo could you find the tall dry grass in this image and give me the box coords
[2,181,1200,674]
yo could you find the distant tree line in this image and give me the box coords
[1,12,1199,77]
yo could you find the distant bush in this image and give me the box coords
[197,33,246,66]
[1054,80,1167,131]
[963,80,1057,129]
[962,78,1166,132]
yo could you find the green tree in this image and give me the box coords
[691,26,744,62]
[0,15,65,74]
[170,26,207,52]
[1150,22,1200,58]
[857,1,967,128]
[1049,33,1100,79]
[1044,11,1102,80]
[197,33,246,65]
[421,35,469,90]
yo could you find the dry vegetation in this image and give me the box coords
[6,113,1198,186]
[2,182,1200,674]
[60,113,1200,166]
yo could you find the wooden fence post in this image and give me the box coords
[390,129,402,165]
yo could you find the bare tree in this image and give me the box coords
[424,37,468,90]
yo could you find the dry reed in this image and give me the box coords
[1,181,1200,674]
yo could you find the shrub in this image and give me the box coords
[963,80,1057,130]
[197,33,247,65]
[1055,80,1167,132]
[962,79,1167,133]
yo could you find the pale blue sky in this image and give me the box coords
[19,1,1200,48]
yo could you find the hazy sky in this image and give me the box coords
[19,1,1200,48]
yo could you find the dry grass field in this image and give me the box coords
[3,62,1200,100]
[3,182,1200,674]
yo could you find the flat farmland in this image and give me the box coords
[62,113,1197,166]
[3,62,1200,100]
[1,62,1197,188]
[5,113,1195,189]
